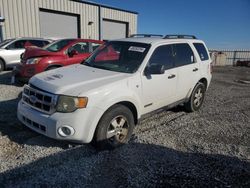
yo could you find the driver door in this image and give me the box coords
[141,44,178,114]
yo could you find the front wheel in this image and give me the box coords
[184,82,206,112]
[93,104,135,150]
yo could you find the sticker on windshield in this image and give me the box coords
[128,46,146,53]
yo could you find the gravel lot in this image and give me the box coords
[0,67,250,187]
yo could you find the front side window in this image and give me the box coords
[193,43,209,61]
[174,43,195,67]
[83,41,150,73]
[70,42,89,54]
[148,45,174,70]
[45,39,74,52]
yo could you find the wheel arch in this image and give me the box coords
[198,77,208,90]
[98,100,139,126]
[115,101,138,125]
[45,64,63,71]
[0,57,6,70]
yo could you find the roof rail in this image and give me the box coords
[164,35,197,39]
[130,34,163,38]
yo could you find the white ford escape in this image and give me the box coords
[17,34,212,149]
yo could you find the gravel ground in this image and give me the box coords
[0,67,250,187]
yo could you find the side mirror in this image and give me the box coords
[145,64,165,75]
[68,49,78,57]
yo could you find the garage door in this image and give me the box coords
[39,9,79,39]
[102,19,127,40]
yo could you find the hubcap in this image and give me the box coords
[106,115,129,142]
[194,88,203,107]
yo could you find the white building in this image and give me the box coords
[0,0,138,41]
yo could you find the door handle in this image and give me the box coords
[168,74,176,79]
[193,68,198,72]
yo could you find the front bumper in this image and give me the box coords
[17,100,104,143]
[13,64,37,82]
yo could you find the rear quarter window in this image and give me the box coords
[29,40,50,47]
[193,43,209,61]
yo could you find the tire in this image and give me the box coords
[0,59,5,72]
[184,82,206,112]
[93,104,135,150]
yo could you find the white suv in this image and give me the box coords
[17,34,212,149]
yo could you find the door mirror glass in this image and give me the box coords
[145,64,165,75]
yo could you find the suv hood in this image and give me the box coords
[29,64,131,96]
[23,47,58,60]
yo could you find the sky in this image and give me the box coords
[91,0,250,49]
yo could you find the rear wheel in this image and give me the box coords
[93,104,135,150]
[0,59,5,72]
[184,82,206,112]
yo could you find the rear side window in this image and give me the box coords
[29,40,50,47]
[174,43,194,67]
[7,40,27,49]
[193,43,209,61]
[149,45,174,70]
[71,42,89,54]
[91,43,101,52]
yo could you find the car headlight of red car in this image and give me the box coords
[26,58,42,65]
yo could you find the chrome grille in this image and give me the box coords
[22,84,57,114]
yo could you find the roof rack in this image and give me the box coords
[164,35,197,39]
[130,34,163,38]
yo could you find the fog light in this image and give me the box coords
[58,126,75,137]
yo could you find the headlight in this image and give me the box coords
[56,95,88,113]
[26,58,41,64]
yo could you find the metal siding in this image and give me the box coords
[210,49,250,65]
[39,10,78,38]
[101,7,137,36]
[103,20,127,40]
[0,0,137,40]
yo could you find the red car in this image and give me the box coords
[15,38,103,82]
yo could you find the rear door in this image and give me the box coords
[141,44,178,114]
[173,43,200,100]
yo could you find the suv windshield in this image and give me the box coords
[44,39,74,52]
[83,41,150,73]
[0,39,15,48]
